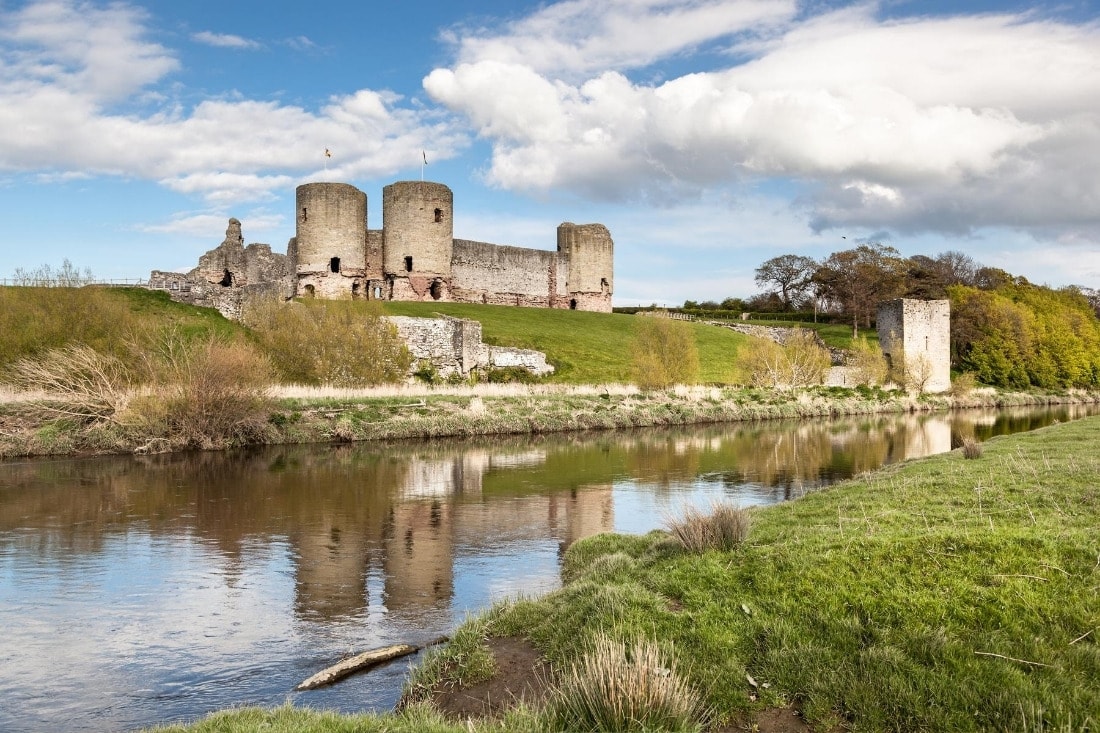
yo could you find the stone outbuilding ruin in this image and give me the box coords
[150,179,614,319]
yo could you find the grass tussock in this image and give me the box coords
[666,502,751,552]
[550,634,706,733]
[962,436,984,459]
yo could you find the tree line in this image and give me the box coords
[692,245,1100,389]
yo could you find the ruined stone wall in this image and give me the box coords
[450,239,560,307]
[295,183,367,275]
[877,299,951,393]
[382,181,453,277]
[147,219,293,319]
[389,315,553,379]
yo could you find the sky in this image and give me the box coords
[1,0,1099,306]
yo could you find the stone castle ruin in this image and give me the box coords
[876,298,951,393]
[150,180,614,320]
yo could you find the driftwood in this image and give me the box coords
[296,636,448,691]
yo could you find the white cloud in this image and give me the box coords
[138,211,285,238]
[451,0,796,79]
[192,31,261,50]
[426,2,1100,242]
[0,1,466,205]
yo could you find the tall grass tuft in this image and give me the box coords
[550,634,706,733]
[666,502,751,552]
[962,436,983,459]
[5,344,131,424]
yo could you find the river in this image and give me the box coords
[1,404,1096,732]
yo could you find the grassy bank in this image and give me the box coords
[149,414,1100,732]
[382,301,750,384]
[4,382,1096,459]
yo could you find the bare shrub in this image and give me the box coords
[962,437,983,459]
[245,297,412,386]
[631,316,700,390]
[846,336,889,386]
[666,502,751,552]
[551,634,706,733]
[742,329,830,388]
[5,344,131,423]
[125,336,273,449]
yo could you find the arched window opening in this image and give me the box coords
[351,281,361,298]
[404,256,413,272]
[301,207,308,222]
[304,284,316,298]
[569,298,577,310]
[330,257,340,273]
[430,280,443,300]
[434,208,443,223]
[219,269,233,287]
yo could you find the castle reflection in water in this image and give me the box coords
[2,406,1091,622]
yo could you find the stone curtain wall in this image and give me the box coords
[450,240,561,307]
[390,315,554,379]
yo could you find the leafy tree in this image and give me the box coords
[720,297,746,312]
[630,316,699,389]
[813,244,907,337]
[741,330,830,388]
[754,254,818,310]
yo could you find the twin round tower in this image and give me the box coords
[290,181,614,312]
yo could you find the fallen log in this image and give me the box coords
[296,636,448,691]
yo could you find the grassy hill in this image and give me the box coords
[383,301,751,384]
[0,286,752,386]
[0,286,246,375]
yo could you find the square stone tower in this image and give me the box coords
[877,299,951,393]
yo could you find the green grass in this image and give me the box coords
[0,286,247,375]
[479,416,1100,731]
[382,301,750,384]
[741,318,857,349]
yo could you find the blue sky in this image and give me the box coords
[1,0,1099,305]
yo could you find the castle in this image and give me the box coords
[149,180,614,319]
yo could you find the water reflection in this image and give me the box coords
[0,404,1095,732]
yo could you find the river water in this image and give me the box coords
[1,405,1096,732]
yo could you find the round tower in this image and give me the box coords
[382,181,453,277]
[294,182,367,275]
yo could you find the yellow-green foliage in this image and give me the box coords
[741,329,830,388]
[846,336,889,386]
[950,283,1100,389]
[245,298,412,386]
[630,317,700,389]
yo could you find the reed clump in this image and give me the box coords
[666,502,751,552]
[962,436,983,459]
[550,634,706,733]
